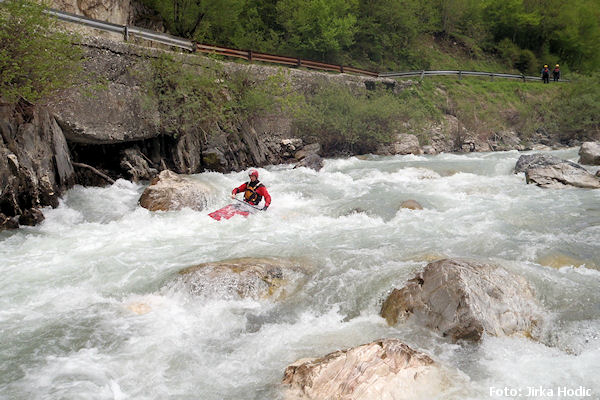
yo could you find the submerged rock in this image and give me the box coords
[282,338,454,400]
[578,142,600,165]
[515,153,600,189]
[138,170,215,211]
[380,258,542,342]
[537,252,597,270]
[178,257,309,300]
[127,302,152,315]
[399,200,423,210]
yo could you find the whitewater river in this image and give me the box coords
[1,148,599,399]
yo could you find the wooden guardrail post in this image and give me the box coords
[458,70,462,80]
[297,58,301,67]
[124,25,129,42]
[340,66,344,73]
[248,50,253,61]
[490,73,494,81]
[420,70,425,80]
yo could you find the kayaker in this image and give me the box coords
[231,169,271,210]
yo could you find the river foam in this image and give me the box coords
[1,148,599,399]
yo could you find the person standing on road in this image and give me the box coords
[541,64,550,83]
[553,64,560,82]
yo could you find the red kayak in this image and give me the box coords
[209,200,260,221]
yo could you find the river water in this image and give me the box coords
[1,148,599,400]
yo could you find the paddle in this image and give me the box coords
[232,197,264,211]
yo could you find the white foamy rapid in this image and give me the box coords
[1,148,599,399]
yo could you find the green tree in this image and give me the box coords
[352,0,419,69]
[555,73,600,140]
[229,0,281,51]
[483,0,542,49]
[139,0,247,45]
[276,0,358,61]
[0,0,82,104]
[549,0,600,72]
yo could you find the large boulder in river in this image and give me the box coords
[138,170,215,211]
[525,165,600,189]
[178,257,310,300]
[514,153,576,173]
[515,153,600,189]
[282,339,455,400]
[294,153,324,172]
[380,259,542,342]
[578,142,600,165]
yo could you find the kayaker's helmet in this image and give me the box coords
[249,169,259,178]
[544,64,548,68]
[556,64,559,67]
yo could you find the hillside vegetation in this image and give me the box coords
[142,51,599,154]
[0,0,598,152]
[139,0,600,74]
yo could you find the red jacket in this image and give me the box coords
[232,181,271,207]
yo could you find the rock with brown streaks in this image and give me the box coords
[282,339,454,400]
[138,170,215,211]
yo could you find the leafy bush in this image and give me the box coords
[555,73,600,141]
[0,0,82,104]
[291,81,439,154]
[142,54,287,138]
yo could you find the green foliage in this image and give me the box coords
[139,0,600,74]
[142,54,286,137]
[276,0,358,61]
[483,0,600,72]
[231,0,281,51]
[351,0,420,69]
[291,81,439,154]
[496,38,538,74]
[144,54,223,137]
[554,73,600,140]
[0,0,82,104]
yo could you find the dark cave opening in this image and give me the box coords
[67,135,175,186]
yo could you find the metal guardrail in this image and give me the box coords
[42,6,376,76]
[46,8,125,35]
[45,7,195,51]
[33,5,566,82]
[194,43,380,76]
[380,70,568,82]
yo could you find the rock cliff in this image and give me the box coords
[0,100,75,229]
